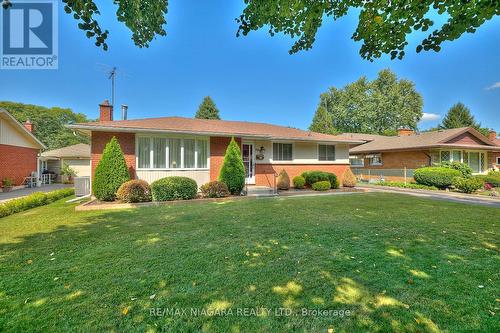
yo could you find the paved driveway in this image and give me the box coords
[0,184,73,203]
[359,185,500,208]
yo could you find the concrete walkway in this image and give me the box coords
[0,184,73,203]
[358,185,500,208]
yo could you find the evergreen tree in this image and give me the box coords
[195,96,221,120]
[309,106,336,134]
[439,103,490,136]
[219,137,245,194]
[92,137,130,201]
[440,103,478,129]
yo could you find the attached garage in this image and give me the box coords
[40,143,91,182]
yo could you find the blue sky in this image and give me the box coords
[1,1,499,131]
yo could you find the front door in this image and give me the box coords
[242,143,255,184]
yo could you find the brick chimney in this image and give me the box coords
[99,100,113,121]
[488,130,497,141]
[397,128,415,136]
[23,119,34,133]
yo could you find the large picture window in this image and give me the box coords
[273,143,293,161]
[137,137,208,169]
[439,150,486,173]
[318,145,335,161]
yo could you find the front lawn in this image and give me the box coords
[0,194,498,332]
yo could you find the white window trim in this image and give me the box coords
[497,156,500,165]
[135,134,210,171]
[270,141,294,163]
[317,144,336,162]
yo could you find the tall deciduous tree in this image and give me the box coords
[318,69,423,134]
[195,96,221,120]
[17,0,495,60]
[0,101,90,150]
[309,106,336,134]
[440,103,489,136]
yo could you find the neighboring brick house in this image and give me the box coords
[68,101,363,190]
[0,109,46,185]
[339,128,500,182]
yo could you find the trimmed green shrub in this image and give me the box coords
[116,179,152,203]
[219,137,245,195]
[413,167,461,189]
[301,171,339,189]
[452,177,483,194]
[475,174,500,188]
[277,169,290,190]
[92,137,130,201]
[0,188,74,218]
[151,176,198,201]
[488,170,500,177]
[438,161,473,178]
[292,176,306,189]
[200,181,230,198]
[312,181,331,191]
[375,181,438,190]
[342,169,357,187]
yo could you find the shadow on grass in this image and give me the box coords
[0,194,498,332]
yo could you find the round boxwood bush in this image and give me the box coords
[219,137,245,195]
[151,176,198,201]
[452,177,483,194]
[413,167,461,189]
[293,175,306,189]
[301,171,338,189]
[312,180,331,191]
[200,181,230,198]
[116,179,152,203]
[277,169,290,190]
[92,137,130,201]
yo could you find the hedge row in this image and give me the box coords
[0,188,75,218]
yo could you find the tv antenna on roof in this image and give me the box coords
[108,66,117,107]
[97,64,130,107]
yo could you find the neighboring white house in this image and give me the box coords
[40,143,91,182]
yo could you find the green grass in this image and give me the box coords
[0,193,498,332]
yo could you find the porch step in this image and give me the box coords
[245,186,277,197]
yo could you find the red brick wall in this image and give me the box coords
[91,132,136,179]
[209,137,242,181]
[0,144,39,185]
[255,164,350,187]
[491,152,500,167]
[360,151,431,169]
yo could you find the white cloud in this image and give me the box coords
[420,113,440,122]
[486,82,500,90]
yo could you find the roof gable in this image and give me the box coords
[0,109,46,149]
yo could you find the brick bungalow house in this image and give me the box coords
[340,127,500,182]
[0,109,46,185]
[68,101,363,189]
